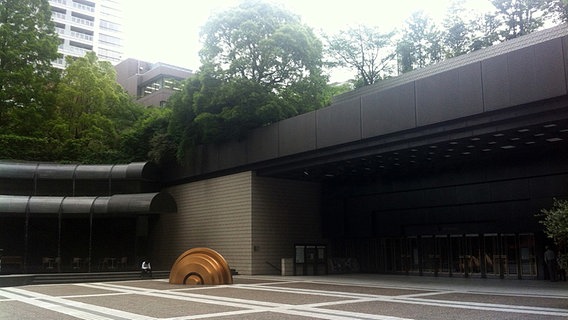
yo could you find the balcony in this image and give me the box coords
[72,1,94,13]
[71,16,94,27]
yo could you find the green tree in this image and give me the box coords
[397,11,443,73]
[52,52,144,163]
[121,107,175,164]
[0,0,60,130]
[546,0,568,23]
[489,0,551,41]
[469,12,503,50]
[324,25,396,88]
[167,0,329,161]
[442,0,479,58]
[199,1,325,94]
[539,198,568,270]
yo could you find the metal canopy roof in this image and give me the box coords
[0,162,159,181]
[0,192,177,216]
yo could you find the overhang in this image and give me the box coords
[0,161,159,181]
[0,192,177,216]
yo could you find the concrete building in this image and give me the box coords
[1,24,567,280]
[115,58,193,107]
[152,23,568,279]
[48,0,124,68]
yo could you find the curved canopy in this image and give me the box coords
[0,192,176,216]
[0,161,159,181]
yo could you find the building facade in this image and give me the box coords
[151,23,568,280]
[115,58,193,107]
[1,24,567,280]
[48,0,124,68]
[0,162,176,273]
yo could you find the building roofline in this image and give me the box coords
[334,23,568,103]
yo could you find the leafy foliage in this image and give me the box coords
[539,198,568,248]
[489,0,550,41]
[0,134,57,161]
[167,0,330,162]
[45,52,144,163]
[0,0,60,128]
[328,0,564,79]
[324,25,395,88]
[121,107,176,164]
[397,11,444,73]
[539,198,568,270]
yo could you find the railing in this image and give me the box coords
[52,11,66,20]
[71,16,94,27]
[70,31,93,41]
[72,2,94,12]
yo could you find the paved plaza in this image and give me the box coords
[0,274,567,319]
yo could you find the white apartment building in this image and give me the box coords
[48,0,124,68]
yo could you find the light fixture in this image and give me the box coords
[546,137,563,142]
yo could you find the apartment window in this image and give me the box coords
[71,12,94,27]
[99,34,121,46]
[99,20,121,32]
[98,48,121,61]
[72,0,95,12]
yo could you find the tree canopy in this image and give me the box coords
[167,0,330,161]
[2,0,567,165]
[540,199,568,248]
[325,0,567,78]
[324,25,395,88]
[539,198,568,270]
[50,52,144,163]
[0,0,60,129]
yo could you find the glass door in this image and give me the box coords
[437,235,450,274]
[383,238,400,273]
[519,233,537,278]
[421,236,436,275]
[421,235,449,276]
[399,237,419,274]
[450,234,481,277]
[501,234,519,277]
[465,234,482,277]
[483,234,499,277]
[450,235,464,276]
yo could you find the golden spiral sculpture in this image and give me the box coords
[169,247,233,285]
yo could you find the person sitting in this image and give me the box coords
[140,260,152,278]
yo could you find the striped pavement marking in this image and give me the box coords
[1,278,567,319]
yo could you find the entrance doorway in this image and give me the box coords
[379,233,537,279]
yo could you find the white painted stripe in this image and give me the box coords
[398,297,568,316]
[80,282,413,320]
[4,278,566,320]
[0,287,114,320]
[1,287,155,320]
[84,280,568,318]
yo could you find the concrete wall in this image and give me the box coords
[151,172,253,274]
[150,171,322,275]
[251,176,322,274]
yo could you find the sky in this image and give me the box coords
[121,0,493,80]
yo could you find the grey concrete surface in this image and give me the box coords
[0,274,566,319]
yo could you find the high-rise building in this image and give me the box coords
[48,0,124,68]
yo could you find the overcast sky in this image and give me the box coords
[121,0,493,80]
